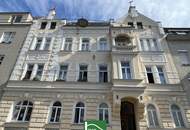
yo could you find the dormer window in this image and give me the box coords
[40,22,47,29]
[128,22,134,27]
[10,15,22,23]
[137,22,143,29]
[50,22,56,29]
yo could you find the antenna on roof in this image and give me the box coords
[129,0,134,6]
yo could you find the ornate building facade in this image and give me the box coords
[0,6,190,130]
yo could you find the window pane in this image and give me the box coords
[18,107,26,121]
[74,108,80,123]
[172,112,180,127]
[99,109,103,120]
[50,107,56,122]
[55,108,61,122]
[105,109,109,124]
[25,107,32,121]
[13,106,20,120]
[178,111,185,127]
[153,111,159,126]
[80,109,84,123]
[148,111,154,126]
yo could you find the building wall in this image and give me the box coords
[0,13,32,98]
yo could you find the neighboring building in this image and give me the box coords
[164,28,190,103]
[0,12,33,98]
[0,6,190,130]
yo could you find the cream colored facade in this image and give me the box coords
[0,12,32,98]
[164,28,190,103]
[0,7,190,130]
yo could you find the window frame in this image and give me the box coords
[40,22,48,29]
[48,101,62,123]
[34,37,43,51]
[178,50,190,65]
[78,64,88,82]
[156,66,166,84]
[97,103,110,124]
[120,61,132,80]
[146,104,160,128]
[73,102,85,124]
[50,22,57,29]
[63,38,73,51]
[98,38,108,51]
[170,104,186,128]
[98,64,108,83]
[0,32,16,44]
[12,100,33,122]
[10,15,22,23]
[57,64,68,81]
[43,37,52,51]
[81,38,90,51]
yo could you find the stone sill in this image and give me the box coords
[44,123,60,128]
[3,122,29,128]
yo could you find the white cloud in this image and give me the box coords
[0,0,189,27]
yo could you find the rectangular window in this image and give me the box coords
[0,32,15,44]
[64,38,72,51]
[179,51,190,65]
[23,64,34,80]
[157,66,166,84]
[44,37,51,50]
[153,39,159,51]
[140,39,145,51]
[35,37,43,50]
[58,65,68,81]
[0,55,4,65]
[50,22,56,29]
[34,64,44,80]
[81,38,90,51]
[146,39,151,51]
[40,22,47,29]
[99,65,108,83]
[146,67,155,83]
[10,15,22,23]
[128,22,134,27]
[78,65,88,82]
[99,38,108,51]
[121,61,131,79]
[137,22,143,29]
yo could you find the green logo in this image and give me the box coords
[85,120,106,130]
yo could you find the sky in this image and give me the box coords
[0,0,189,27]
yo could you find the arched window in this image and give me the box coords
[98,103,109,124]
[171,104,185,128]
[147,104,159,127]
[74,102,85,124]
[12,100,33,122]
[49,101,62,123]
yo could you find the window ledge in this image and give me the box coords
[44,123,60,128]
[4,121,29,128]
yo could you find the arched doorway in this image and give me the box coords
[120,100,136,130]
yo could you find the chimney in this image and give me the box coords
[128,6,138,18]
[47,8,56,19]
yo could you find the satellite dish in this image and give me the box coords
[77,18,88,27]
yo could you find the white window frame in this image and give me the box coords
[9,15,22,23]
[80,38,90,51]
[78,64,88,82]
[0,32,15,44]
[48,101,62,123]
[64,38,73,51]
[34,37,43,51]
[73,102,85,124]
[170,104,186,128]
[120,61,132,79]
[34,64,44,81]
[140,38,160,52]
[156,66,166,84]
[57,64,68,81]
[43,37,52,51]
[98,64,108,83]
[12,100,33,122]
[97,103,110,124]
[147,104,160,128]
[98,38,108,51]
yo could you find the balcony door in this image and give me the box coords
[120,101,136,130]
